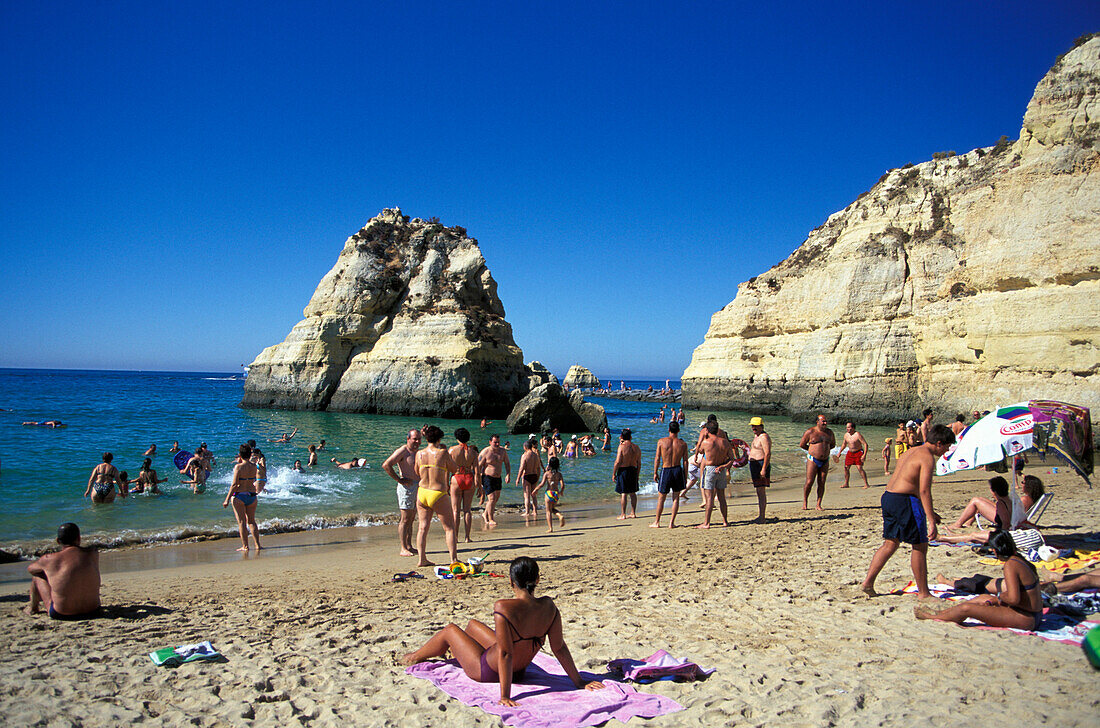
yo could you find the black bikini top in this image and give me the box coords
[493,607,560,651]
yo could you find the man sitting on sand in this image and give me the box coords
[25,523,101,620]
[861,424,956,599]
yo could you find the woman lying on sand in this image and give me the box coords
[917,530,1042,629]
[401,557,604,706]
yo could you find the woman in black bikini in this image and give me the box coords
[916,530,1043,629]
[401,557,604,706]
[223,444,262,551]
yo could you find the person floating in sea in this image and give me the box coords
[613,428,640,520]
[696,420,731,529]
[307,444,318,467]
[332,457,364,469]
[413,425,459,568]
[383,429,422,557]
[535,457,567,533]
[270,427,298,443]
[518,439,543,519]
[144,443,157,457]
[223,443,263,551]
[747,416,772,524]
[169,441,181,453]
[478,434,510,526]
[292,459,304,472]
[85,452,124,503]
[449,428,481,544]
[317,439,326,450]
[861,424,955,598]
[799,414,835,510]
[650,421,688,528]
[480,418,491,429]
[838,422,870,489]
[400,557,604,705]
[25,523,100,620]
[916,530,1041,629]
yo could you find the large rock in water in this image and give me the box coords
[241,209,528,417]
[506,383,607,434]
[563,365,600,388]
[525,361,559,390]
[683,36,1100,423]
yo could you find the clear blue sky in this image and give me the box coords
[1,2,1096,379]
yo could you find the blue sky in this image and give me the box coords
[1,2,1096,379]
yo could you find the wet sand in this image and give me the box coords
[1,467,1097,726]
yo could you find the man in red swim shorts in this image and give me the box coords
[839,422,870,489]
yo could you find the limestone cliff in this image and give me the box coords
[683,36,1100,423]
[241,209,528,417]
[563,365,600,388]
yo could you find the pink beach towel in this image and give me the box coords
[607,649,715,682]
[406,652,682,728]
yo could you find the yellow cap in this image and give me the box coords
[749,416,763,426]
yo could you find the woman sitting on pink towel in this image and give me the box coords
[401,556,604,706]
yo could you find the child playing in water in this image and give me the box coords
[534,457,566,533]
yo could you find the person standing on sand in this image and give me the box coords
[478,434,510,526]
[919,409,934,445]
[696,421,731,528]
[613,429,640,519]
[383,430,422,556]
[799,415,835,510]
[534,457,567,532]
[519,439,543,519]
[950,414,967,437]
[25,523,100,619]
[223,444,263,552]
[413,425,459,568]
[651,421,688,528]
[450,428,481,544]
[694,414,729,452]
[861,424,955,598]
[747,417,772,524]
[881,438,893,476]
[839,422,870,489]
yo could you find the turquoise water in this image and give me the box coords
[0,368,894,553]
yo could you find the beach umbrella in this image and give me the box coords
[1028,400,1093,484]
[936,403,1034,476]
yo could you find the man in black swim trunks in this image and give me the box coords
[861,424,955,599]
[25,523,101,620]
[613,429,641,520]
[748,417,772,524]
[650,422,688,528]
[478,434,510,526]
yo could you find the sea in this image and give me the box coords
[0,368,895,555]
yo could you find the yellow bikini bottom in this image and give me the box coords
[417,487,446,509]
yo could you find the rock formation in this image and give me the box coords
[241,209,528,417]
[683,36,1100,423]
[506,383,608,434]
[563,365,600,389]
[525,361,559,390]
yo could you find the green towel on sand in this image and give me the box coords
[150,640,220,667]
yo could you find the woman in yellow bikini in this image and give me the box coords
[414,425,459,568]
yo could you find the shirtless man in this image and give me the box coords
[694,414,729,452]
[650,421,688,528]
[271,427,298,443]
[950,414,967,437]
[331,457,364,469]
[25,523,101,619]
[518,439,544,519]
[383,429,422,556]
[478,434,510,526]
[839,422,870,489]
[84,453,123,503]
[696,421,731,528]
[799,415,836,510]
[449,428,481,543]
[747,417,772,523]
[613,429,641,520]
[919,409,934,445]
[861,424,955,598]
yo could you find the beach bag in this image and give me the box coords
[1084,625,1100,669]
[1008,528,1044,552]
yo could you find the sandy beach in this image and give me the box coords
[1,467,1097,727]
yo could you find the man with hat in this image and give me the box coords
[748,417,772,524]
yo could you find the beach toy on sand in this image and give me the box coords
[1084,625,1100,669]
[173,450,194,470]
[150,640,221,667]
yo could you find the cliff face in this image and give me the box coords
[563,365,600,388]
[242,209,528,417]
[683,36,1100,422]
